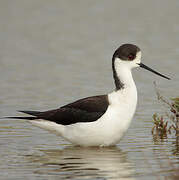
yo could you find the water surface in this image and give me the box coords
[0,0,179,179]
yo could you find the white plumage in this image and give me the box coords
[9,44,170,146]
[30,51,141,146]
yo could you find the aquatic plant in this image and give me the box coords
[152,82,179,139]
[152,113,169,137]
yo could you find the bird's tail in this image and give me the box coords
[2,110,41,120]
[3,116,37,120]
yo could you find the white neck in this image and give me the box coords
[114,61,136,89]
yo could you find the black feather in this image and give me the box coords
[18,110,41,116]
[6,95,109,125]
[3,116,37,120]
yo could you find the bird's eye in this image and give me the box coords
[128,54,135,60]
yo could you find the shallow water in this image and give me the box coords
[0,0,179,179]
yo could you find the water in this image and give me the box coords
[0,0,179,179]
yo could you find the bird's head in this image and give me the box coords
[112,44,170,80]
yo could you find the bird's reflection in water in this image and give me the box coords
[26,146,135,179]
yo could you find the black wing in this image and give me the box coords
[17,95,109,125]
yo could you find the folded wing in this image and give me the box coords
[15,95,109,125]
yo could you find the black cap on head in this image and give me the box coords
[113,44,140,61]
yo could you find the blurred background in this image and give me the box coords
[0,1,178,179]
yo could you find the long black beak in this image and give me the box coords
[138,63,171,80]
